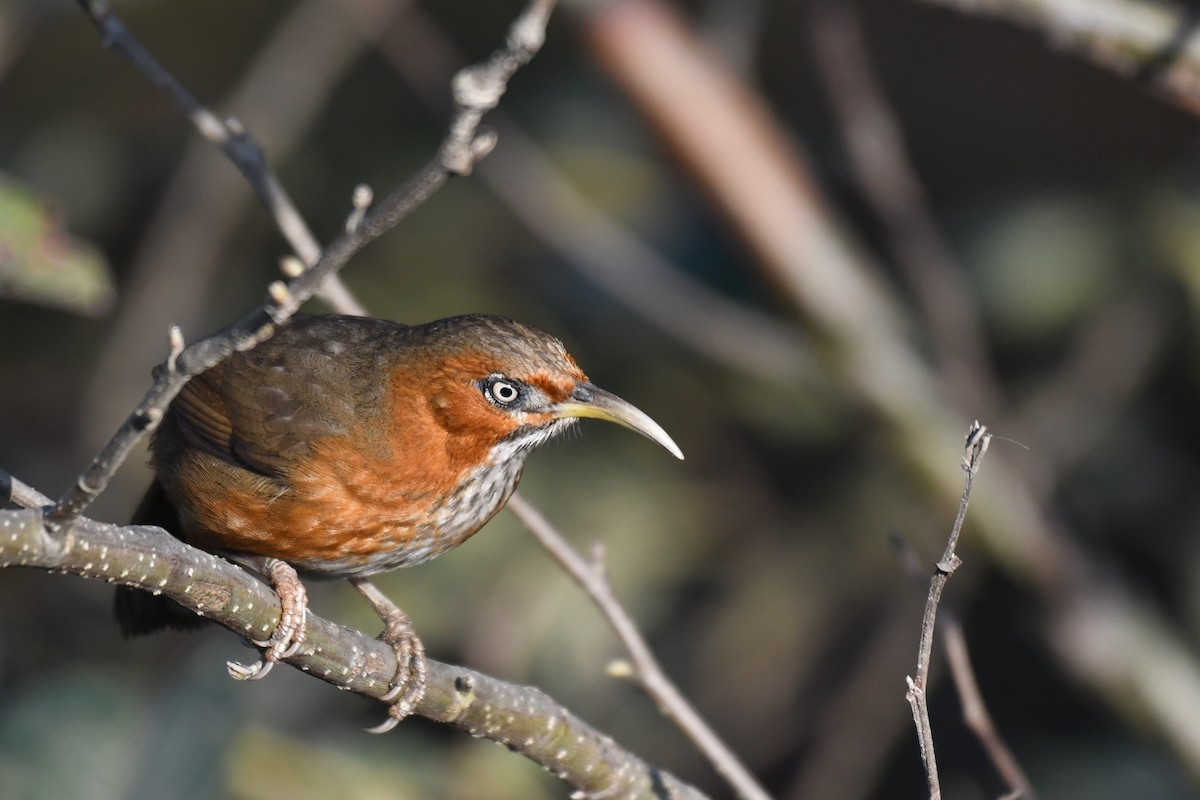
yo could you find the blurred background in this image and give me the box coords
[4,0,1200,797]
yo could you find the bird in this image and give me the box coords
[114,313,682,731]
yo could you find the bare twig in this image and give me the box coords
[891,529,1036,800]
[1008,291,1166,490]
[0,486,707,800]
[905,421,993,800]
[50,0,559,529]
[808,0,1000,417]
[914,0,1200,115]
[1,470,52,509]
[507,492,772,800]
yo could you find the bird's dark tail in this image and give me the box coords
[113,481,208,636]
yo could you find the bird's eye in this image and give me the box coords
[483,376,522,407]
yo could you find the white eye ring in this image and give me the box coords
[485,377,521,406]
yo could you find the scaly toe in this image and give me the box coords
[229,559,308,681]
[366,668,426,734]
[227,658,274,681]
[367,621,427,731]
[349,577,428,732]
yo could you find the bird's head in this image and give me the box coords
[409,314,683,463]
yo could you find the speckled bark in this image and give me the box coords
[0,506,706,800]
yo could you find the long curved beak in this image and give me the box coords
[553,382,684,460]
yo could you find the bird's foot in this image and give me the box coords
[228,558,309,681]
[351,578,428,733]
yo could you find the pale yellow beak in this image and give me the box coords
[553,382,684,460]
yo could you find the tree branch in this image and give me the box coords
[508,493,772,800]
[0,473,707,800]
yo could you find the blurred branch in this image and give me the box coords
[583,0,907,350]
[905,422,992,800]
[578,0,1200,778]
[942,618,1036,800]
[337,0,814,386]
[52,0,555,528]
[782,603,921,800]
[0,477,707,800]
[808,0,1000,417]
[508,493,772,800]
[915,0,1200,115]
[1008,290,1167,489]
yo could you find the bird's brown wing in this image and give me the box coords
[171,367,236,458]
[169,318,374,479]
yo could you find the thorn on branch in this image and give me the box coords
[452,67,505,111]
[589,541,607,572]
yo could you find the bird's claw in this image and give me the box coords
[228,558,308,681]
[351,578,428,733]
[365,625,427,734]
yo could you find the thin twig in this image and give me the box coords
[49,0,558,529]
[906,421,993,800]
[891,529,1036,800]
[1,471,52,509]
[0,487,707,800]
[507,492,773,800]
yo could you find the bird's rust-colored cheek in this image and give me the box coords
[424,376,520,439]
